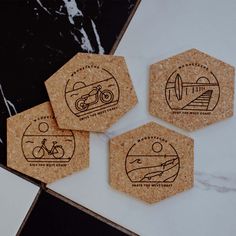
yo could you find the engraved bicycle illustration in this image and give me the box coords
[74,83,114,112]
[32,138,65,159]
[21,120,75,162]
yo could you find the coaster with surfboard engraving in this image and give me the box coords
[149,49,235,131]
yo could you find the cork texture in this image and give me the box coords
[45,53,138,132]
[109,122,194,204]
[7,101,89,183]
[149,49,235,131]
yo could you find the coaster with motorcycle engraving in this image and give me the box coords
[45,53,138,132]
[149,49,235,131]
[109,122,194,203]
[7,101,89,183]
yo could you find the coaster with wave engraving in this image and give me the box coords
[7,102,89,183]
[45,53,137,132]
[109,122,193,203]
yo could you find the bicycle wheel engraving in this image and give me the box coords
[32,146,44,159]
[53,146,65,159]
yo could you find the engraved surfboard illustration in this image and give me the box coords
[125,137,180,183]
[175,74,183,101]
[165,65,220,111]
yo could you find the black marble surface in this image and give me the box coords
[0,0,138,165]
[19,190,131,236]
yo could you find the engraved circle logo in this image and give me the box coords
[21,116,75,162]
[65,65,120,117]
[125,137,180,183]
[165,63,220,112]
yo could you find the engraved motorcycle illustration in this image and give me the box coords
[74,83,114,112]
[65,76,119,117]
[32,138,65,159]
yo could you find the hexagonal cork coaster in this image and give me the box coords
[7,102,89,184]
[149,49,235,131]
[109,122,194,204]
[45,53,138,132]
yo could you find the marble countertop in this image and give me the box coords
[0,1,139,235]
[1,0,236,235]
[48,0,236,235]
[0,0,137,166]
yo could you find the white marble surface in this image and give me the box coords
[0,167,39,236]
[48,0,236,235]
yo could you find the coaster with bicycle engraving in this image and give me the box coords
[7,101,89,183]
[109,122,193,203]
[45,53,138,132]
[149,49,235,131]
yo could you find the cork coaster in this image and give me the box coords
[7,102,89,183]
[45,53,138,132]
[109,122,194,204]
[149,49,235,131]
